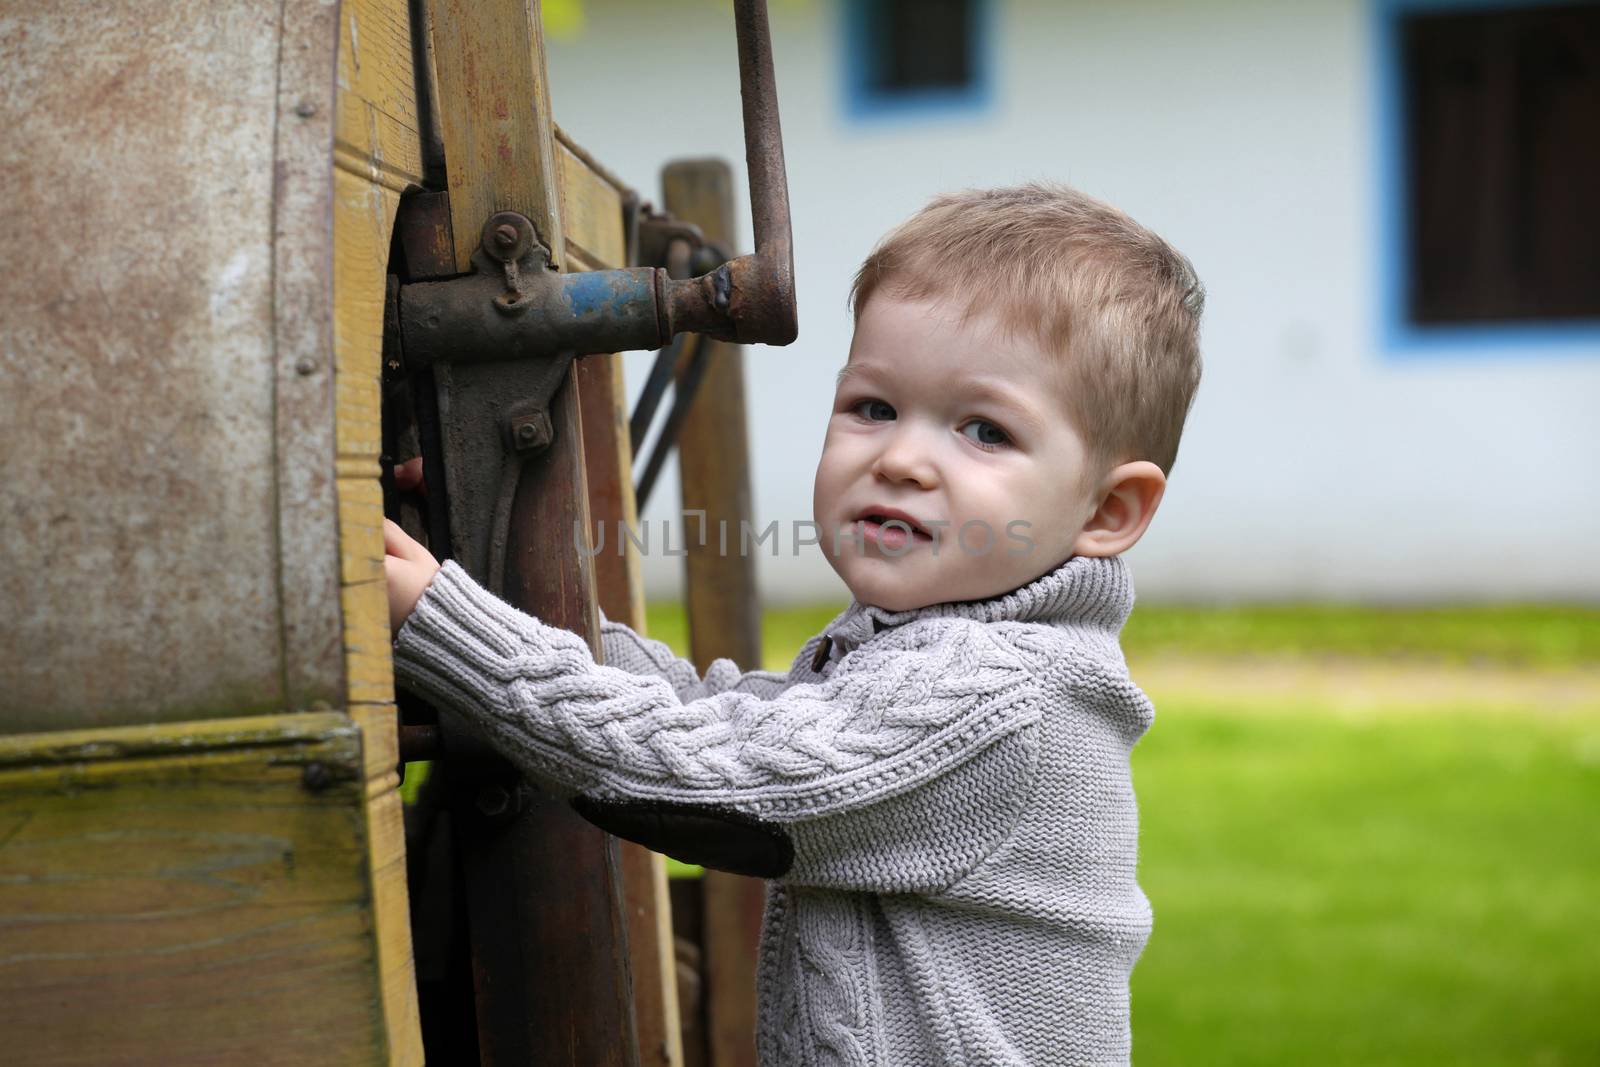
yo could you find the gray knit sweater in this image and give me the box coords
[394,553,1154,1066]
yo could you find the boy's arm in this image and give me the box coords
[396,560,1042,893]
[597,611,791,703]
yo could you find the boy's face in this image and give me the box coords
[812,294,1107,612]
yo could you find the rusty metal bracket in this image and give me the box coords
[393,0,795,365]
[399,215,667,366]
[382,213,582,587]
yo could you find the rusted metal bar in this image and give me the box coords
[630,333,687,456]
[635,335,711,512]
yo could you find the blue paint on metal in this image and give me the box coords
[564,271,647,318]
[1371,0,1600,361]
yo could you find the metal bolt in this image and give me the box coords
[302,762,332,792]
[509,411,552,453]
[294,100,318,119]
[294,357,317,376]
[493,224,520,251]
[476,783,512,818]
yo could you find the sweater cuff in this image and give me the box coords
[392,559,591,720]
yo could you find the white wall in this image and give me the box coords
[546,0,1600,604]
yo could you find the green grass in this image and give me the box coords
[1131,700,1600,1066]
[645,601,1600,671]
[1121,603,1600,669]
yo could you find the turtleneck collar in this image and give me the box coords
[814,554,1135,665]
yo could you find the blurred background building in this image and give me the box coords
[546,0,1600,604]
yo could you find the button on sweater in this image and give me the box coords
[393,552,1154,1066]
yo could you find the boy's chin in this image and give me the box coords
[830,561,938,613]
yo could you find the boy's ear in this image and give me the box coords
[1071,461,1166,558]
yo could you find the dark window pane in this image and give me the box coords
[1402,3,1600,324]
[869,0,974,93]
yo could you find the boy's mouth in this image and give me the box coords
[853,507,935,549]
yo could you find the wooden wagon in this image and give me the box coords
[1,1,792,1062]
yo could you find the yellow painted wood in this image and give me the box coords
[334,1,426,1061]
[558,138,647,625]
[0,714,386,1065]
[432,0,566,270]
[335,0,426,196]
[608,354,649,629]
[559,140,628,272]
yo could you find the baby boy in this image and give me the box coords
[384,182,1204,1065]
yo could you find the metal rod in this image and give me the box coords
[734,0,793,298]
[630,335,684,456]
[635,335,711,511]
[663,0,797,345]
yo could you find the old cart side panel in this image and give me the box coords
[0,714,386,1064]
[0,0,426,1061]
[0,1,341,729]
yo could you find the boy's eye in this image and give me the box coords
[960,420,1009,447]
[852,399,896,422]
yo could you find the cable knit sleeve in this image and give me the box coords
[395,561,1043,892]
[597,611,791,703]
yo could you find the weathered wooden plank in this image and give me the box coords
[339,0,423,130]
[333,2,426,1060]
[663,159,765,1067]
[560,138,629,275]
[618,840,687,1067]
[425,2,640,1062]
[564,129,682,1067]
[579,347,682,1067]
[332,166,398,465]
[580,355,651,628]
[431,0,566,270]
[563,173,682,1067]
[0,714,385,1066]
[1,2,290,731]
[334,0,426,196]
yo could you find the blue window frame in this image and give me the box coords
[843,0,994,121]
[1373,0,1600,357]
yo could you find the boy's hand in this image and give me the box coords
[384,518,441,636]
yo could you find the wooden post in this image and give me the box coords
[427,2,638,1062]
[571,150,685,1067]
[663,158,766,1067]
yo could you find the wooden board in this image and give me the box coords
[567,142,683,1067]
[431,0,565,272]
[663,159,765,1067]
[0,715,386,1065]
[1,0,321,730]
[424,3,639,1063]
[333,1,429,1061]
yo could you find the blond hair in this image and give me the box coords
[849,182,1203,475]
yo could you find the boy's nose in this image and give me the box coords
[871,426,939,488]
